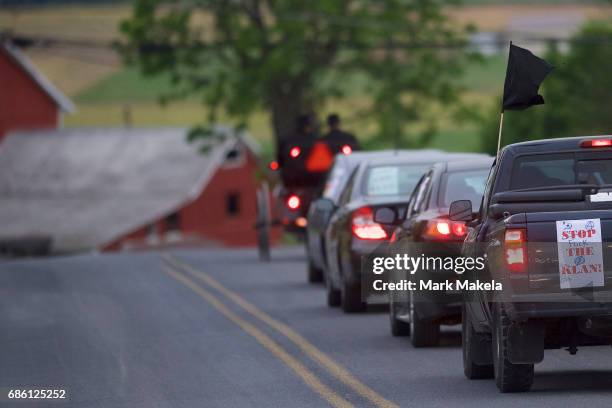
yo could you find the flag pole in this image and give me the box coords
[496,110,504,160]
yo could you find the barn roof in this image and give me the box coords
[1,42,76,113]
[0,127,260,252]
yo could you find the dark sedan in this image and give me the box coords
[381,158,493,347]
[324,152,487,313]
[305,150,442,283]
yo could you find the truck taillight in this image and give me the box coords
[287,195,301,210]
[352,207,388,240]
[580,138,612,148]
[423,219,467,240]
[504,228,527,274]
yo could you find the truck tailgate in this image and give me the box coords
[526,210,612,299]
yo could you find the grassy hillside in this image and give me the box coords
[2,2,610,154]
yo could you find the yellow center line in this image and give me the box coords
[162,265,353,408]
[162,254,399,408]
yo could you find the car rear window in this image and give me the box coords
[510,154,612,190]
[440,169,489,208]
[364,164,428,196]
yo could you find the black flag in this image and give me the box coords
[502,43,553,111]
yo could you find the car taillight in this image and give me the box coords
[504,228,527,274]
[269,160,279,171]
[290,146,301,158]
[423,219,467,240]
[341,144,353,155]
[352,207,388,240]
[287,195,301,210]
[580,138,612,148]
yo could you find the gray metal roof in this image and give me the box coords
[1,42,75,113]
[0,127,258,251]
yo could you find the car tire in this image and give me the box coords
[389,298,410,337]
[493,303,534,393]
[341,280,365,313]
[308,261,324,283]
[462,303,494,379]
[409,295,439,347]
[326,274,341,307]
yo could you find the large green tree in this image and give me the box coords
[120,0,470,147]
[480,21,612,154]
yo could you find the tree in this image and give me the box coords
[479,21,612,155]
[120,0,471,147]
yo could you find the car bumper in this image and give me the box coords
[506,298,612,322]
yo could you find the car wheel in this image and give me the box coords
[462,303,494,379]
[389,296,410,337]
[341,280,365,313]
[326,274,341,307]
[493,303,534,393]
[409,294,439,347]
[307,261,324,283]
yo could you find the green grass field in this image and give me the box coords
[66,55,503,155]
[6,2,607,154]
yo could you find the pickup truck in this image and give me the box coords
[451,136,612,393]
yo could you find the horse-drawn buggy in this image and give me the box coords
[255,136,359,261]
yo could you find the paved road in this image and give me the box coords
[1,247,611,407]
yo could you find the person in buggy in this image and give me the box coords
[322,113,360,152]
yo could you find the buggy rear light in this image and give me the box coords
[424,219,466,240]
[504,228,527,274]
[351,206,388,240]
[295,217,307,227]
[269,160,279,171]
[287,195,301,210]
[580,139,612,148]
[289,146,301,158]
[341,144,353,155]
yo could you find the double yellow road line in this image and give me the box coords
[161,254,398,408]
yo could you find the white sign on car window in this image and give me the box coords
[556,218,605,289]
[367,167,399,196]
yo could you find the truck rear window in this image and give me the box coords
[364,164,428,196]
[510,154,612,190]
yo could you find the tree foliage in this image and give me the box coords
[120,0,471,146]
[480,21,612,154]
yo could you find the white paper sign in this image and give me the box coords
[556,218,604,289]
[367,167,399,196]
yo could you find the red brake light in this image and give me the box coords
[452,222,467,237]
[352,207,388,240]
[341,144,353,155]
[269,160,279,171]
[436,221,451,236]
[580,139,612,148]
[424,219,466,240]
[290,147,301,158]
[287,195,301,210]
[504,228,527,274]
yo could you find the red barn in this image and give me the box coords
[0,127,278,253]
[0,42,75,141]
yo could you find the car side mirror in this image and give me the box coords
[449,200,474,222]
[374,207,399,225]
[316,198,335,212]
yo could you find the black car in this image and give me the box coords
[305,150,441,283]
[378,158,493,347]
[454,136,612,392]
[324,152,486,313]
